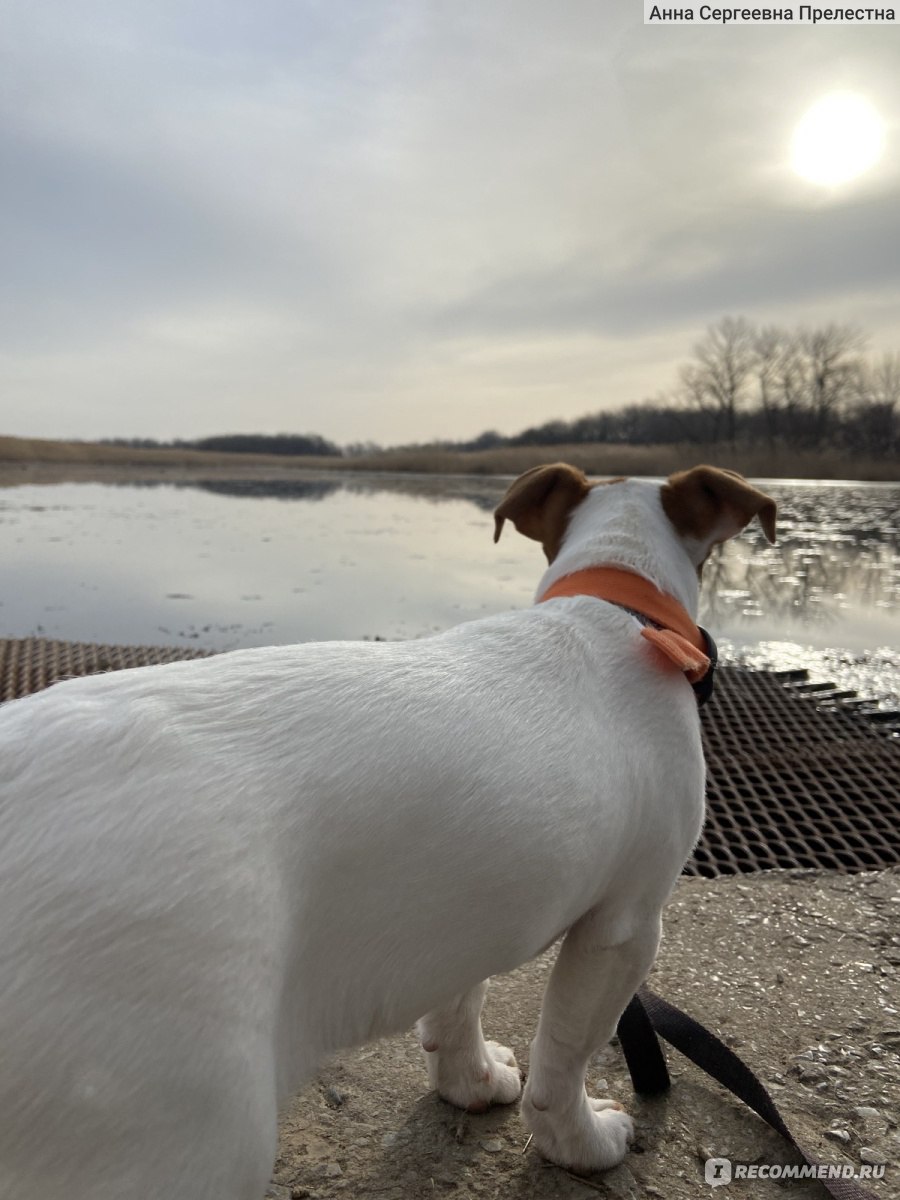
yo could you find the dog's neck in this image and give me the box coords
[535,481,701,616]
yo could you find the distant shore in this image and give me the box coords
[1,434,897,484]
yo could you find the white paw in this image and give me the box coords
[522,1088,634,1172]
[425,1039,522,1112]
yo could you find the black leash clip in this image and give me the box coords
[692,626,718,708]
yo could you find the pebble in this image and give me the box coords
[824,1128,851,1143]
[798,1065,827,1083]
[860,1147,887,1166]
[322,1162,343,1178]
[479,1139,503,1154]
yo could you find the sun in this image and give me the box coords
[791,92,885,187]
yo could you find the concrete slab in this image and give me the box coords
[270,869,899,1199]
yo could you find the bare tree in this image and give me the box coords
[677,363,720,442]
[846,352,900,454]
[869,351,900,409]
[798,323,865,445]
[453,316,893,460]
[772,334,810,448]
[679,316,756,447]
[752,325,786,451]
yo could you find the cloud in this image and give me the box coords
[0,2,898,442]
[428,189,900,340]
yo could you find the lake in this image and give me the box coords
[2,473,898,705]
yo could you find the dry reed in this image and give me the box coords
[0,435,896,482]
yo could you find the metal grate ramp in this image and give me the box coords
[695,665,899,877]
[0,636,210,701]
[2,637,898,879]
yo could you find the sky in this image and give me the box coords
[1,2,899,447]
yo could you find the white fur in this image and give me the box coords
[0,478,712,1198]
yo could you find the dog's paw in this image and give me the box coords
[522,1089,633,1172]
[425,1039,522,1113]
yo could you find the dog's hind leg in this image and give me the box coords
[521,907,661,1172]
[416,981,522,1113]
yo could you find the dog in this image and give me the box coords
[0,464,776,1199]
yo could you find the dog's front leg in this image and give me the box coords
[522,909,661,1173]
[417,981,522,1112]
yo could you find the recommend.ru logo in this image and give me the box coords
[705,1157,733,1186]
[704,1157,887,1187]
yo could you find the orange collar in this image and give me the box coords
[538,566,712,688]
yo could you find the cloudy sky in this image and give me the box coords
[2,2,898,446]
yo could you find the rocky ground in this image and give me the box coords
[266,869,899,1200]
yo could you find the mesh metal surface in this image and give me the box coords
[2,637,898,878]
[694,666,900,877]
[0,637,210,703]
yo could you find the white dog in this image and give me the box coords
[0,464,775,1199]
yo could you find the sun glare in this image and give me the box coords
[791,92,885,187]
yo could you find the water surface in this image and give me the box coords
[2,473,897,703]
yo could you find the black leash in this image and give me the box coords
[616,988,880,1199]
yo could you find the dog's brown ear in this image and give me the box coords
[662,466,777,545]
[493,463,591,562]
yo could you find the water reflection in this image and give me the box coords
[701,484,898,638]
[190,479,342,502]
[181,472,502,513]
[119,471,502,512]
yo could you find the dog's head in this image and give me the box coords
[493,463,776,574]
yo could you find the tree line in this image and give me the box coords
[101,432,342,457]
[455,318,899,456]
[102,317,897,459]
